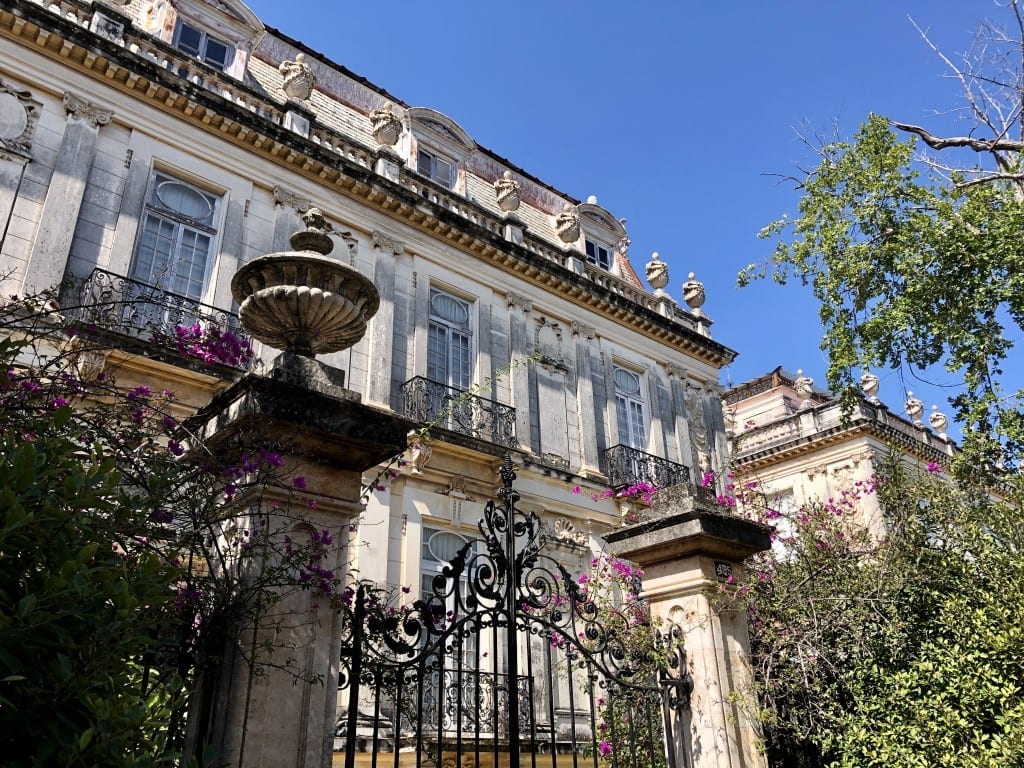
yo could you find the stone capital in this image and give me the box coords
[62,92,111,127]
[273,185,311,212]
[571,320,595,340]
[371,230,404,255]
[506,291,532,312]
[663,362,687,379]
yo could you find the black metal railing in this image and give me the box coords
[401,376,517,448]
[604,444,690,490]
[66,268,255,371]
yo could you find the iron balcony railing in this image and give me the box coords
[401,376,517,449]
[67,268,256,371]
[603,443,690,490]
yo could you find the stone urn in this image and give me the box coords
[904,391,924,427]
[645,251,669,293]
[682,272,705,312]
[494,170,521,212]
[929,405,948,437]
[370,101,402,147]
[279,53,316,101]
[231,208,379,358]
[860,370,880,404]
[554,204,580,243]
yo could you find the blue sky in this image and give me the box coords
[246,0,1014,433]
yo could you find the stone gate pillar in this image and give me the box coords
[187,374,410,768]
[605,486,770,768]
[183,206,410,768]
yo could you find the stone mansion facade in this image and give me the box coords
[0,0,736,588]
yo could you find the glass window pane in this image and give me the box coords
[418,149,432,176]
[175,23,202,56]
[203,38,231,70]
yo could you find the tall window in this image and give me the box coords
[173,20,233,71]
[614,366,646,450]
[417,148,456,189]
[421,527,478,669]
[427,289,472,390]
[585,239,612,270]
[131,171,220,300]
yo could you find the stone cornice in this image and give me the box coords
[0,0,737,367]
[732,414,954,473]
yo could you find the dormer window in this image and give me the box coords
[417,149,455,190]
[585,239,612,270]
[173,20,234,71]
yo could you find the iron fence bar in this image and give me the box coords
[500,457,522,768]
[343,585,366,768]
[565,652,578,768]
[586,663,599,768]
[369,668,382,768]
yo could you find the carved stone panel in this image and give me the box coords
[0,80,41,159]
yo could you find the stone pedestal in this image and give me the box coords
[605,486,771,768]
[185,370,413,768]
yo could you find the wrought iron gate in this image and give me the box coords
[338,457,693,768]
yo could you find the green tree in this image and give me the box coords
[743,5,1024,472]
[728,462,1024,768]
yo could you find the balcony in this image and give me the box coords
[603,444,690,490]
[66,268,256,371]
[401,377,517,449]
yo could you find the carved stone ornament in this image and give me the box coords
[928,404,948,437]
[571,320,595,340]
[372,230,405,256]
[645,251,669,292]
[793,369,814,407]
[407,431,432,474]
[62,92,112,127]
[859,370,880,404]
[279,53,316,101]
[370,101,402,147]
[554,204,581,243]
[273,185,311,212]
[904,391,925,426]
[231,207,381,357]
[493,170,521,212]
[551,516,586,547]
[0,79,40,158]
[682,272,705,312]
[506,291,533,312]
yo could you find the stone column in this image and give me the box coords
[186,375,412,768]
[605,487,771,768]
[572,321,601,475]
[22,92,111,296]
[366,230,403,408]
[507,291,533,451]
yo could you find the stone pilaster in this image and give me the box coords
[605,487,771,768]
[572,321,601,475]
[665,363,694,471]
[272,185,311,252]
[366,231,403,407]
[507,291,533,452]
[22,92,111,296]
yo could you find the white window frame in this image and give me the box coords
[427,288,473,391]
[173,19,234,71]
[614,365,647,450]
[584,238,613,270]
[129,170,221,302]
[417,148,456,190]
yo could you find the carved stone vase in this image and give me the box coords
[231,208,379,358]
